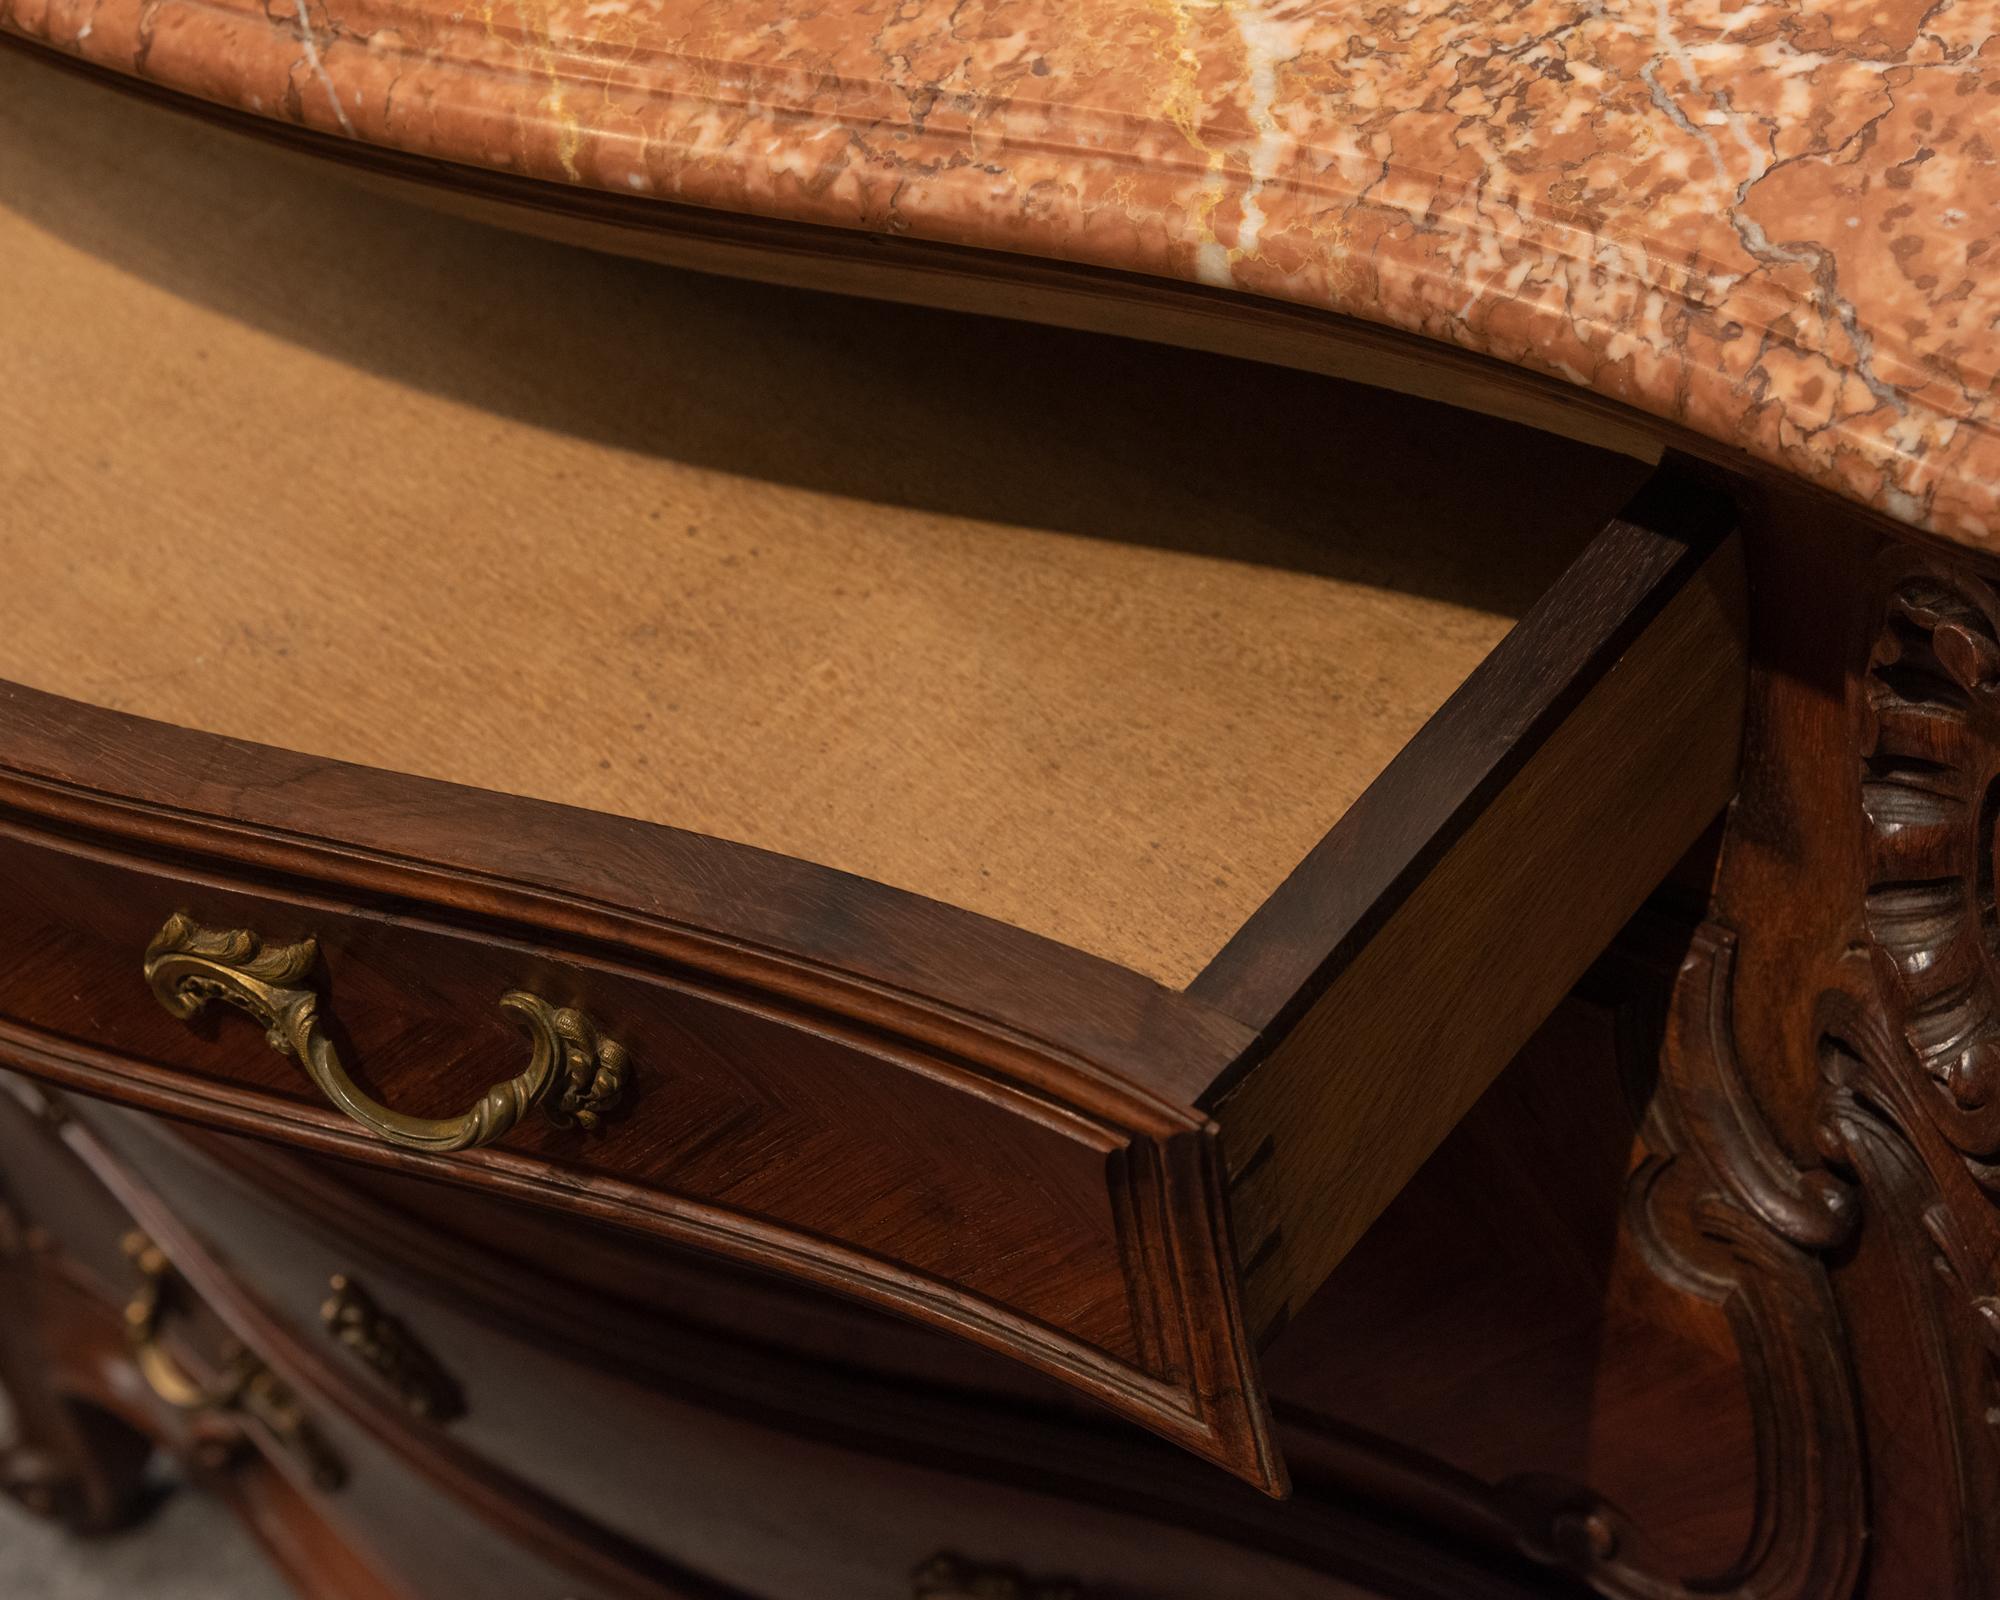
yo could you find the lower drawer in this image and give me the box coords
[33,1086,1394,1600]
[224,1374,662,1600]
[0,1084,708,1599]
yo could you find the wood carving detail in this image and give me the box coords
[320,1274,466,1424]
[1820,562,2000,1586]
[1814,973,2000,1592]
[1511,922,1866,1600]
[1860,571,2000,1373]
[1860,571,2000,1174]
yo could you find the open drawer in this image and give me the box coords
[0,56,1746,1495]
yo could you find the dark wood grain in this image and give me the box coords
[9,901,1885,1598]
[0,826,1147,1359]
[0,665,1285,1484]
[1262,920,1766,1584]
[0,453,1755,1491]
[1212,466,1748,1337]
[0,680,1252,1103]
[152,1012,1761,1599]
[1191,459,1740,1038]
[1567,480,2000,1598]
[0,1070,1587,1600]
[0,840,1272,1488]
[1588,920,1863,1598]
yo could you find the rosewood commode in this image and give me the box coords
[0,0,1997,1595]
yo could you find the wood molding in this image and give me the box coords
[0,674,1282,1488]
[1797,555,2000,1593]
[0,1075,1588,1600]
[0,680,1252,1105]
[1669,504,2000,1597]
[1513,920,1867,1600]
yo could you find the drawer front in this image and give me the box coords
[0,827,1132,1346]
[0,787,1268,1484]
[0,462,1746,1502]
[0,1077,136,1293]
[260,1394,644,1600]
[206,1364,667,1600]
[0,1113,722,1599]
[61,1094,1375,1600]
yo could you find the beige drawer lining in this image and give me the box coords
[0,51,1653,987]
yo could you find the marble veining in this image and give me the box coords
[6,0,2000,544]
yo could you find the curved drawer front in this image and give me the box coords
[0,1088,734,1600]
[260,1389,653,1600]
[60,1097,1375,1600]
[0,790,1268,1486]
[0,458,1750,1501]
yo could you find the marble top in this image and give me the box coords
[7,0,1998,547]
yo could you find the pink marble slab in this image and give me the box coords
[6,0,1998,547]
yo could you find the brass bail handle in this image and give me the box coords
[142,912,627,1154]
[121,1232,347,1492]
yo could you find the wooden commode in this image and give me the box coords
[1,6,1997,1597]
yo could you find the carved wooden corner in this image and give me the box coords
[1562,553,2000,1600]
[1821,562,2000,1588]
[1505,920,1867,1600]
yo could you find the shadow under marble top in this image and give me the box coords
[3,0,1995,548]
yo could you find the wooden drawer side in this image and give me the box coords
[1212,507,1747,1341]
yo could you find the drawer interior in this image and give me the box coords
[0,49,1655,989]
[0,47,1745,1496]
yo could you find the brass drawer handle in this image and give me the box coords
[143,912,628,1154]
[321,1274,465,1423]
[121,1233,346,1491]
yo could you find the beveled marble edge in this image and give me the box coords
[6,0,1998,548]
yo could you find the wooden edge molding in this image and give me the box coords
[48,1108,761,1600]
[0,682,1283,1490]
[1212,476,1749,1340]
[0,1080,1577,1598]
[183,1111,1548,1597]
[1566,920,1865,1600]
[0,989,1281,1493]
[0,681,1253,1110]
